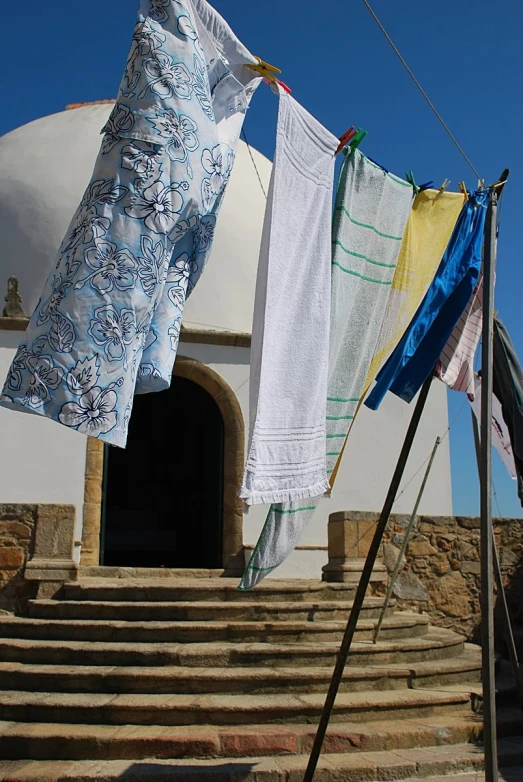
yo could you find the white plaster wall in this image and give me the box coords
[0,332,87,554]
[177,342,453,579]
[0,335,452,576]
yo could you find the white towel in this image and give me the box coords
[239,91,338,506]
[240,150,413,589]
[436,275,483,397]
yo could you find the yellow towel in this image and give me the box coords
[329,188,464,488]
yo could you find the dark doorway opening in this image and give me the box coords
[101,375,224,568]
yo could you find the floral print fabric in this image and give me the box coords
[1,0,258,447]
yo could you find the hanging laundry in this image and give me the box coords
[436,275,483,396]
[469,377,518,482]
[366,190,489,410]
[239,88,338,507]
[240,148,413,589]
[330,186,463,487]
[492,318,523,506]
[366,188,464,391]
[0,0,261,447]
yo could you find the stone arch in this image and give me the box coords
[80,354,245,571]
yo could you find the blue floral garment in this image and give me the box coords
[0,0,260,446]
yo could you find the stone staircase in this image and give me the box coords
[0,573,521,781]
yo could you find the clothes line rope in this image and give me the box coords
[361,0,484,185]
[241,127,267,199]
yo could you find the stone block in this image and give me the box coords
[33,505,76,560]
[0,521,32,540]
[393,571,428,601]
[383,543,403,573]
[83,477,102,505]
[432,553,451,575]
[327,512,376,559]
[0,547,24,569]
[461,561,481,575]
[25,559,78,583]
[220,728,297,757]
[429,570,470,617]
[408,539,437,557]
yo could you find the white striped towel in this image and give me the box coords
[239,90,338,506]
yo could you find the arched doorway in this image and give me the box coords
[81,355,246,571]
[101,375,224,568]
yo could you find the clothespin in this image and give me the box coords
[246,56,282,87]
[335,126,357,155]
[458,181,469,201]
[439,178,451,193]
[276,79,292,94]
[404,170,419,194]
[418,181,434,192]
[343,128,367,156]
[262,77,291,94]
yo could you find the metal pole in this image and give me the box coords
[480,189,498,782]
[373,436,441,644]
[303,371,435,782]
[471,410,523,714]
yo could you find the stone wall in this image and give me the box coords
[381,513,523,644]
[0,504,76,612]
[0,504,37,612]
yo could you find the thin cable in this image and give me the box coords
[241,127,267,199]
[361,0,484,185]
[333,391,469,503]
[493,479,503,520]
[393,394,469,504]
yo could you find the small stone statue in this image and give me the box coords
[3,276,27,318]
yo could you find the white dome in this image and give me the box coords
[0,102,271,333]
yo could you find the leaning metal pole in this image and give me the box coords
[373,435,441,644]
[303,371,435,782]
[480,188,498,782]
[471,410,523,714]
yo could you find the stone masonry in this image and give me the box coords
[0,504,76,611]
[337,511,523,642]
[0,504,37,612]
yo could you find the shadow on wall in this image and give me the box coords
[492,525,523,659]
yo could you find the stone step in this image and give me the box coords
[0,687,476,726]
[2,708,521,761]
[0,739,522,780]
[62,578,358,603]
[27,598,394,622]
[0,649,481,695]
[0,629,465,668]
[79,568,231,579]
[0,614,429,644]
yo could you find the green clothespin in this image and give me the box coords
[344,128,368,156]
[405,170,419,194]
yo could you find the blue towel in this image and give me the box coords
[366,190,489,409]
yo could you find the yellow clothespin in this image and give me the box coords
[458,181,469,201]
[246,56,282,86]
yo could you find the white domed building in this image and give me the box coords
[0,103,452,578]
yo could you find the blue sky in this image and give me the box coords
[2,0,522,517]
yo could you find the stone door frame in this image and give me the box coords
[80,355,245,571]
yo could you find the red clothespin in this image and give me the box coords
[335,126,358,155]
[263,77,291,93]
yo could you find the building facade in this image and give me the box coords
[0,103,452,579]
